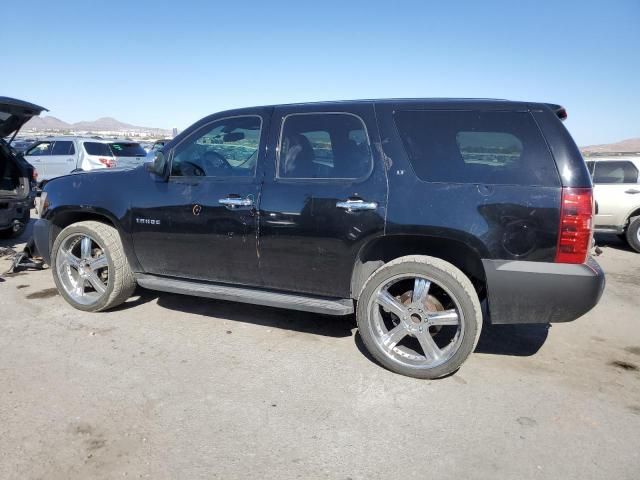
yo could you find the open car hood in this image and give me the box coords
[0,97,48,138]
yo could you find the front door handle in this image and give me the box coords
[625,188,640,194]
[219,196,253,207]
[336,199,378,212]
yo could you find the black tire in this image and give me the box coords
[356,255,482,379]
[625,217,640,253]
[0,214,29,239]
[51,221,136,312]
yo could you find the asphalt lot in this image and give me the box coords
[1,220,639,480]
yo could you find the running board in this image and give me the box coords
[135,274,354,316]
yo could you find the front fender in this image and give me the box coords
[39,168,146,271]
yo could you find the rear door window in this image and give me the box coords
[278,113,372,179]
[393,110,560,186]
[51,141,75,155]
[592,161,639,184]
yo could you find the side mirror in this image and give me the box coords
[145,150,169,179]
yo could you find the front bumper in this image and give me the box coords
[483,257,605,324]
[33,218,52,265]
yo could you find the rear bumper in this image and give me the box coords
[483,257,605,324]
[33,218,52,265]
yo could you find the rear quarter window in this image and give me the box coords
[393,110,560,186]
[83,142,114,156]
[109,142,146,157]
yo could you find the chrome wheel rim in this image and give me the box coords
[55,234,109,305]
[367,274,465,369]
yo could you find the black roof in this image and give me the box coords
[215,98,557,116]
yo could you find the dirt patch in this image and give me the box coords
[628,405,640,415]
[607,273,640,287]
[516,416,537,427]
[67,321,116,336]
[0,247,17,258]
[624,346,640,356]
[16,284,28,289]
[26,288,59,299]
[609,360,639,372]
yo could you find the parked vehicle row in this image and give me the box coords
[35,98,605,379]
[23,137,147,186]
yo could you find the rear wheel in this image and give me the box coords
[356,255,482,379]
[626,217,640,253]
[51,221,136,312]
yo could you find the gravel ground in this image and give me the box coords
[1,221,639,480]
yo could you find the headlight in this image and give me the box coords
[37,191,50,217]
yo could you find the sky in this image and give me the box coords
[2,0,639,146]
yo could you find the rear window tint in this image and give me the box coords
[51,141,75,155]
[83,142,114,157]
[110,142,146,157]
[593,161,638,184]
[394,110,560,186]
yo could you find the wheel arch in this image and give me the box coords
[47,208,141,271]
[625,206,640,227]
[351,233,487,300]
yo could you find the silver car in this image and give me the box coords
[586,156,640,252]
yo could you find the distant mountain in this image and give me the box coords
[581,137,640,155]
[72,117,141,131]
[23,115,171,135]
[25,115,71,130]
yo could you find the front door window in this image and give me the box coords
[171,116,262,178]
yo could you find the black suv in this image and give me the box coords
[1,97,45,238]
[34,99,605,378]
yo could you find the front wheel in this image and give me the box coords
[356,255,482,379]
[625,217,640,253]
[51,221,136,312]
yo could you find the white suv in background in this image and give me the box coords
[586,156,640,252]
[23,137,146,185]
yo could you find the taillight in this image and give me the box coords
[32,169,38,180]
[555,187,593,264]
[98,157,115,168]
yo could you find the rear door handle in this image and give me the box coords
[625,188,640,194]
[219,196,253,207]
[336,199,378,211]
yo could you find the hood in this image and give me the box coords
[0,97,48,138]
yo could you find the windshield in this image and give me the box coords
[110,142,146,157]
[83,142,114,157]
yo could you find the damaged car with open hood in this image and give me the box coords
[0,97,45,238]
